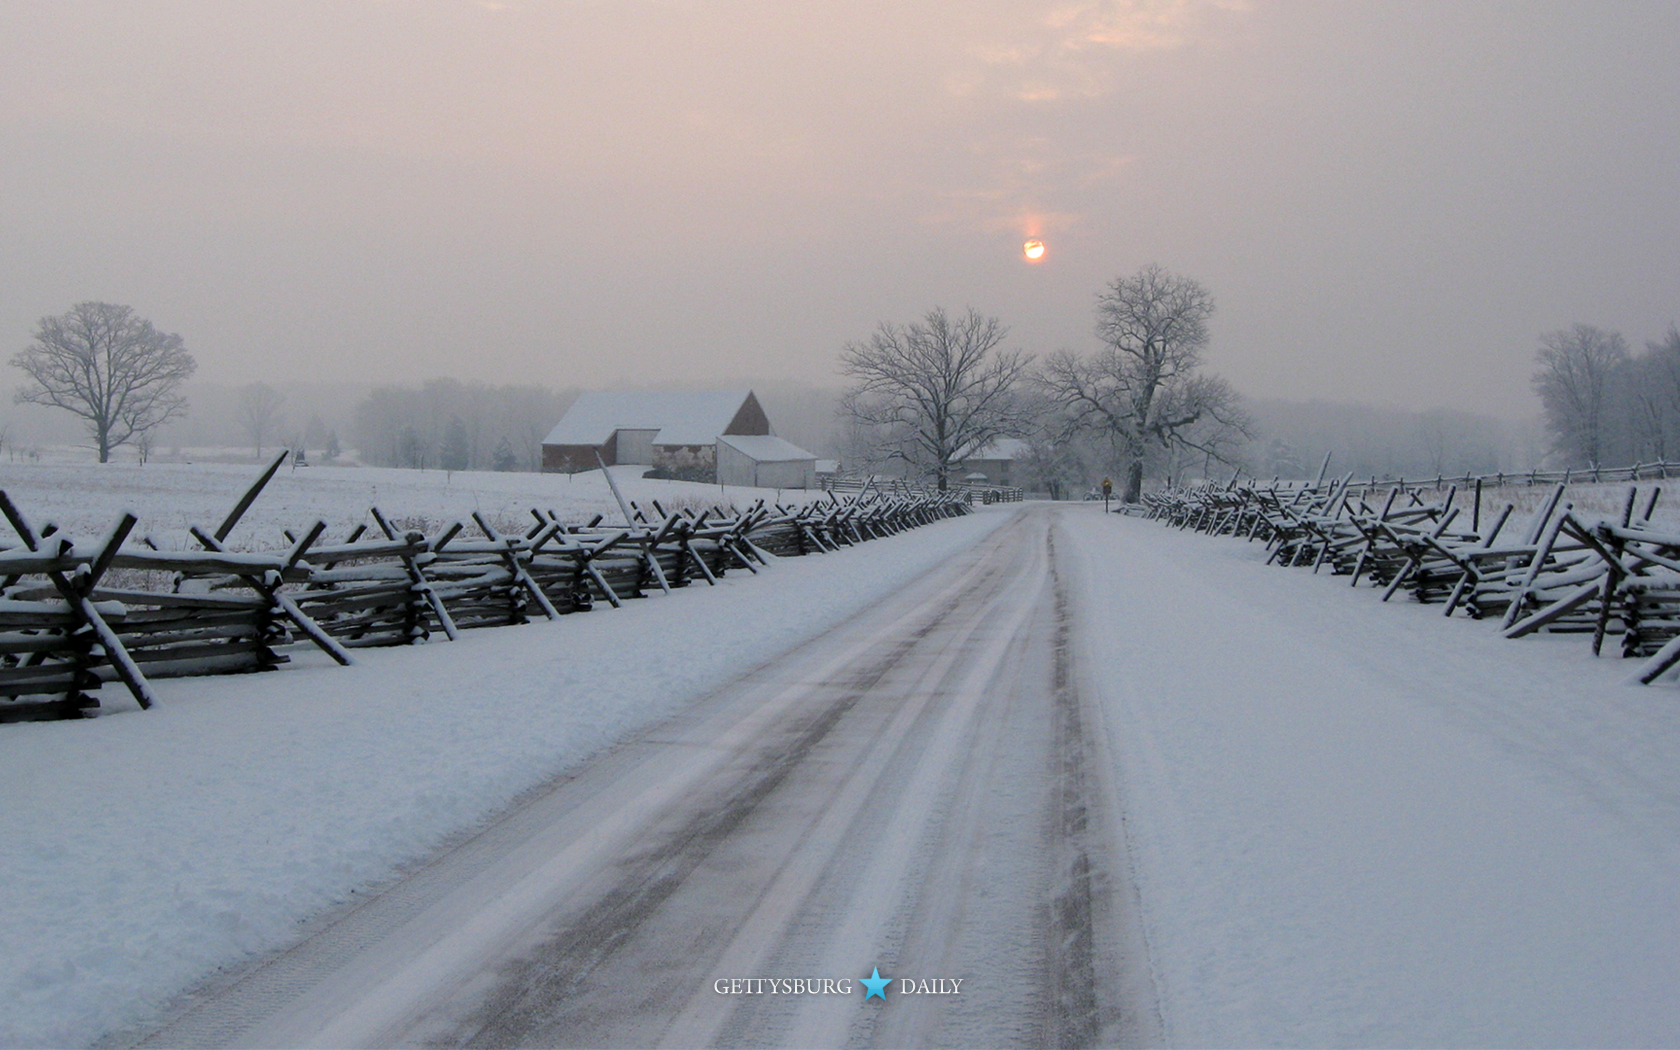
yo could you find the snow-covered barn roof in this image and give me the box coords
[542,390,759,447]
[718,434,816,463]
[962,437,1032,461]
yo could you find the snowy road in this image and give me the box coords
[127,507,1159,1048]
[95,502,1680,1047]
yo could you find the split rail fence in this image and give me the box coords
[1238,457,1680,497]
[1142,470,1680,687]
[825,475,1024,503]
[0,454,970,721]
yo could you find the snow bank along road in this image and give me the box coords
[120,506,1155,1048]
[61,503,1680,1045]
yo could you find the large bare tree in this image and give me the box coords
[237,381,286,456]
[1041,265,1250,502]
[13,302,196,462]
[840,307,1034,490]
[1533,323,1630,468]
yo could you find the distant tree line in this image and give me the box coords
[1532,323,1680,468]
[352,379,576,472]
[836,266,1562,499]
[8,295,1557,494]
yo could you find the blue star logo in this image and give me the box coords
[860,965,891,1001]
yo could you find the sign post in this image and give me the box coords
[1102,477,1113,513]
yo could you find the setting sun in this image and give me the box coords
[1023,239,1046,262]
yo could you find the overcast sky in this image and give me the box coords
[2,1,1676,419]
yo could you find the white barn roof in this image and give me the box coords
[718,434,816,463]
[543,390,757,447]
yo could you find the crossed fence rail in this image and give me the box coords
[0,454,971,721]
[1142,469,1680,686]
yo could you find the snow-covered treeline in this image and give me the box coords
[352,379,579,472]
[1535,324,1680,469]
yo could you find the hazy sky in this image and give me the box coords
[2,1,1676,419]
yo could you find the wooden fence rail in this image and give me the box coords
[0,455,971,721]
[823,475,1024,503]
[1226,456,1680,496]
[1140,472,1680,687]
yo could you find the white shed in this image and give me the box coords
[717,434,818,489]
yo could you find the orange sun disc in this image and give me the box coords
[1023,239,1046,261]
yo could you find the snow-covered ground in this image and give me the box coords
[1062,511,1680,1047]
[0,462,1005,1049]
[0,459,824,552]
[7,479,1680,1047]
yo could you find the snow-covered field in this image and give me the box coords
[0,459,824,552]
[0,463,1008,1049]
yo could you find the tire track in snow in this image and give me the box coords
[1048,517,1168,1049]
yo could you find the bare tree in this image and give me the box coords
[1533,324,1630,468]
[1629,325,1680,463]
[1041,265,1250,502]
[237,381,286,456]
[12,302,196,462]
[1417,409,1455,475]
[840,307,1035,490]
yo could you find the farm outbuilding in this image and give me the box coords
[717,435,818,489]
[541,389,818,487]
